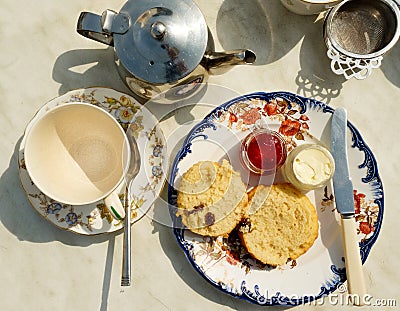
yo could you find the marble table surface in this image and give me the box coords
[1,0,399,310]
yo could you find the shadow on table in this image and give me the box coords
[52,47,142,101]
[216,0,346,104]
[380,40,400,88]
[216,0,312,66]
[0,138,117,311]
[296,16,346,104]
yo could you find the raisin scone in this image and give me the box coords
[176,160,248,237]
[239,183,319,266]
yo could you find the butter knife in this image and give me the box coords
[331,107,366,305]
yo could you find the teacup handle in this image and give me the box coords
[77,10,130,46]
[104,191,126,220]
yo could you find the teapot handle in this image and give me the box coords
[77,10,130,46]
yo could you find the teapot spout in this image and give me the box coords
[202,49,256,74]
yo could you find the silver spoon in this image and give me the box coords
[121,124,141,286]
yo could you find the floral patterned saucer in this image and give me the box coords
[168,92,383,306]
[18,87,167,235]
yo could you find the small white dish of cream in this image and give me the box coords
[283,144,335,191]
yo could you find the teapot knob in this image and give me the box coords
[150,21,167,40]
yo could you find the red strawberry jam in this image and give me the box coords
[240,129,287,175]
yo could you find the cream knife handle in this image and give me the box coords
[341,216,367,305]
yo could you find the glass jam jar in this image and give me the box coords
[240,129,287,175]
[282,144,335,191]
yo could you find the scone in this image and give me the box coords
[239,183,319,266]
[176,160,248,237]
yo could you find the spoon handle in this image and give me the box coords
[121,187,131,286]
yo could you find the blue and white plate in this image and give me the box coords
[168,92,383,306]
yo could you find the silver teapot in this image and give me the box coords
[77,0,256,101]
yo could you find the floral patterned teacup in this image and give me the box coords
[24,102,131,220]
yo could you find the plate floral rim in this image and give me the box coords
[18,87,167,235]
[167,91,384,306]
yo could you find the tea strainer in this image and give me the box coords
[324,0,400,79]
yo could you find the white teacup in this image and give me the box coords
[24,102,130,220]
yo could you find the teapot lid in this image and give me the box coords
[113,0,208,84]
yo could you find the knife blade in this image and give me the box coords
[331,107,355,217]
[331,107,367,305]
